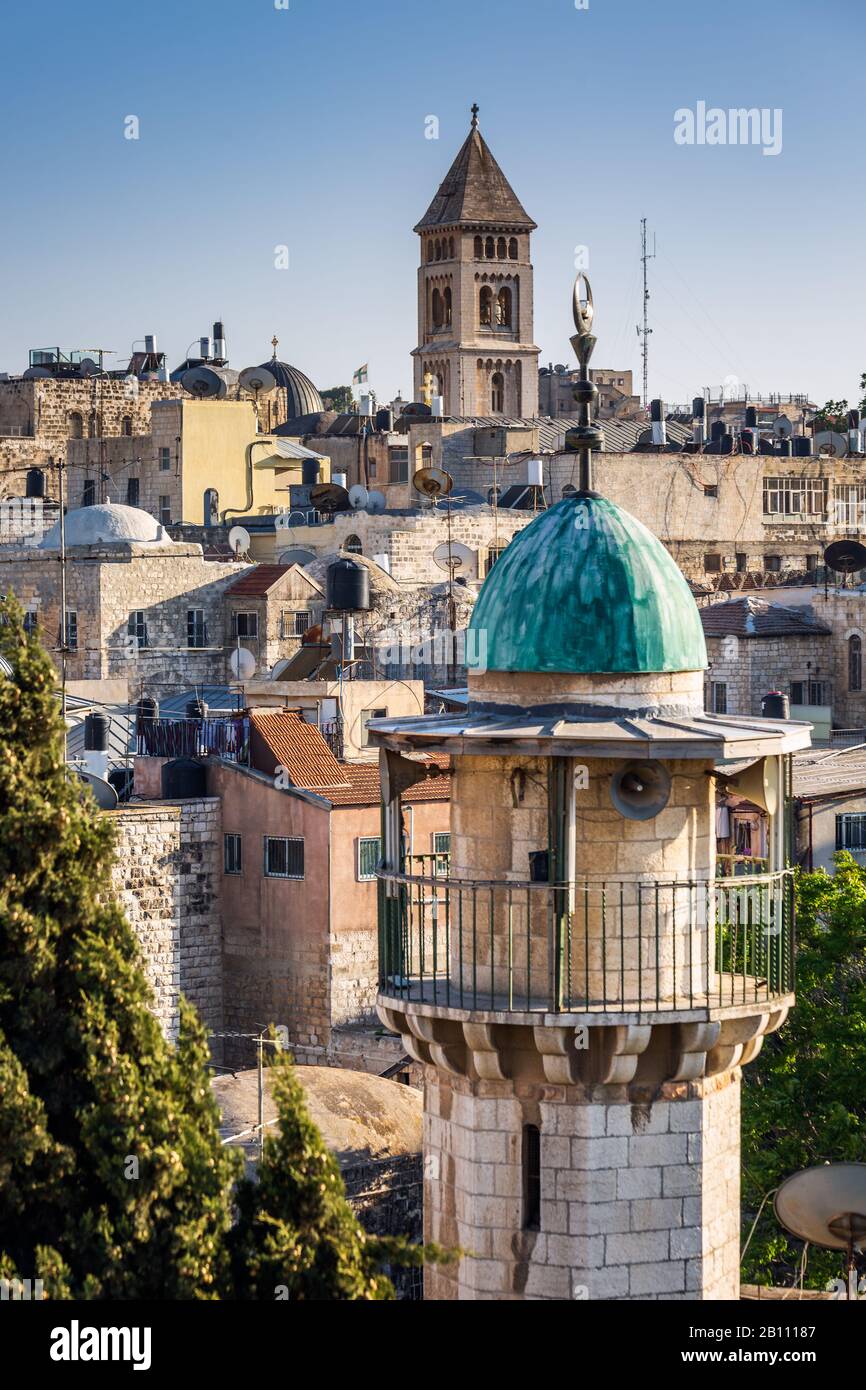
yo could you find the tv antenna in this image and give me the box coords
[636,217,656,410]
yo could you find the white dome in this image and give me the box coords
[39,503,173,550]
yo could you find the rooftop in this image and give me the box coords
[701,597,831,639]
[793,745,866,799]
[415,116,536,232]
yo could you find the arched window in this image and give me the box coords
[850,634,862,691]
[89,411,101,438]
[562,484,577,499]
[68,411,83,439]
[426,240,434,263]
[345,535,363,555]
[434,239,441,261]
[497,236,507,259]
[508,236,518,259]
[449,236,454,258]
[479,286,493,326]
[474,235,483,258]
[485,235,495,258]
[496,287,512,327]
[443,287,452,326]
[487,485,501,505]
[432,288,443,328]
[491,371,504,413]
[121,415,133,437]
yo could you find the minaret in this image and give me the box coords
[412,105,540,418]
[371,278,811,1301]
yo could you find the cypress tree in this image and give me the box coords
[0,598,239,1298]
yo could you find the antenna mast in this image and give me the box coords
[636,217,656,410]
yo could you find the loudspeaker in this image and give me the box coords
[723,758,779,816]
[610,760,672,821]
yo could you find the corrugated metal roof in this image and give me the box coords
[793,746,866,799]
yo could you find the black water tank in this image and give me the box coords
[793,435,813,457]
[777,438,792,457]
[162,757,206,800]
[710,420,725,442]
[762,690,790,720]
[720,433,734,454]
[650,398,664,422]
[136,695,158,731]
[745,406,758,428]
[375,407,394,432]
[741,429,756,454]
[186,698,208,720]
[327,557,370,612]
[692,396,705,420]
[301,458,320,485]
[84,712,109,751]
[25,467,45,498]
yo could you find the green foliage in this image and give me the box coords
[319,385,354,413]
[0,599,442,1299]
[742,854,866,1289]
[812,398,850,432]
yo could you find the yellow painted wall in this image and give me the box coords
[178,400,330,523]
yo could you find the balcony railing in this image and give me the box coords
[377,867,794,1016]
[137,716,250,764]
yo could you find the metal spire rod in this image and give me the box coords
[564,275,604,493]
[636,216,656,410]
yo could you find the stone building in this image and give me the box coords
[539,364,641,420]
[412,108,539,418]
[369,477,810,1299]
[701,597,833,727]
[0,502,250,696]
[224,563,326,676]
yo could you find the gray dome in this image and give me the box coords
[259,359,324,418]
[39,502,174,550]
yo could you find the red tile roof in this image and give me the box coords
[227,565,293,598]
[248,709,450,806]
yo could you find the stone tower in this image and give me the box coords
[371,278,811,1301]
[412,106,539,419]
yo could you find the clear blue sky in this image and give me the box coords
[1,0,863,408]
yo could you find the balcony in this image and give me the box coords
[137,716,250,764]
[378,865,794,1019]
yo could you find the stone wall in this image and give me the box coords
[423,1068,741,1301]
[107,799,223,1046]
[705,632,833,717]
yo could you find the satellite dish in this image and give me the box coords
[278,548,317,566]
[366,490,386,514]
[229,646,257,680]
[814,430,849,457]
[228,525,251,556]
[413,466,453,500]
[78,357,98,378]
[610,760,672,821]
[23,366,51,379]
[349,484,369,510]
[238,365,277,396]
[433,540,475,577]
[72,769,119,810]
[824,539,866,574]
[773,415,793,439]
[310,482,351,513]
[775,1164,866,1297]
[182,366,227,399]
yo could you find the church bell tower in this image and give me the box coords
[412,106,540,419]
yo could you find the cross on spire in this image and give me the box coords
[470,103,479,128]
[270,334,279,360]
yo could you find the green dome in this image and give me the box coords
[469,495,707,675]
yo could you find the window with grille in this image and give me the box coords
[159,447,171,472]
[159,496,171,525]
[82,479,96,507]
[187,609,207,648]
[790,680,829,706]
[704,553,722,573]
[231,612,258,638]
[293,610,311,636]
[264,836,304,879]
[128,611,148,649]
[850,635,863,692]
[357,836,381,881]
[837,814,866,851]
[64,612,78,651]
[389,446,409,483]
[23,609,39,636]
[834,484,866,529]
[126,478,140,508]
[224,833,242,875]
[711,682,727,714]
[763,477,827,517]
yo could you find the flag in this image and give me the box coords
[352,364,368,385]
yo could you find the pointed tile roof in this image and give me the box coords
[415,121,536,233]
